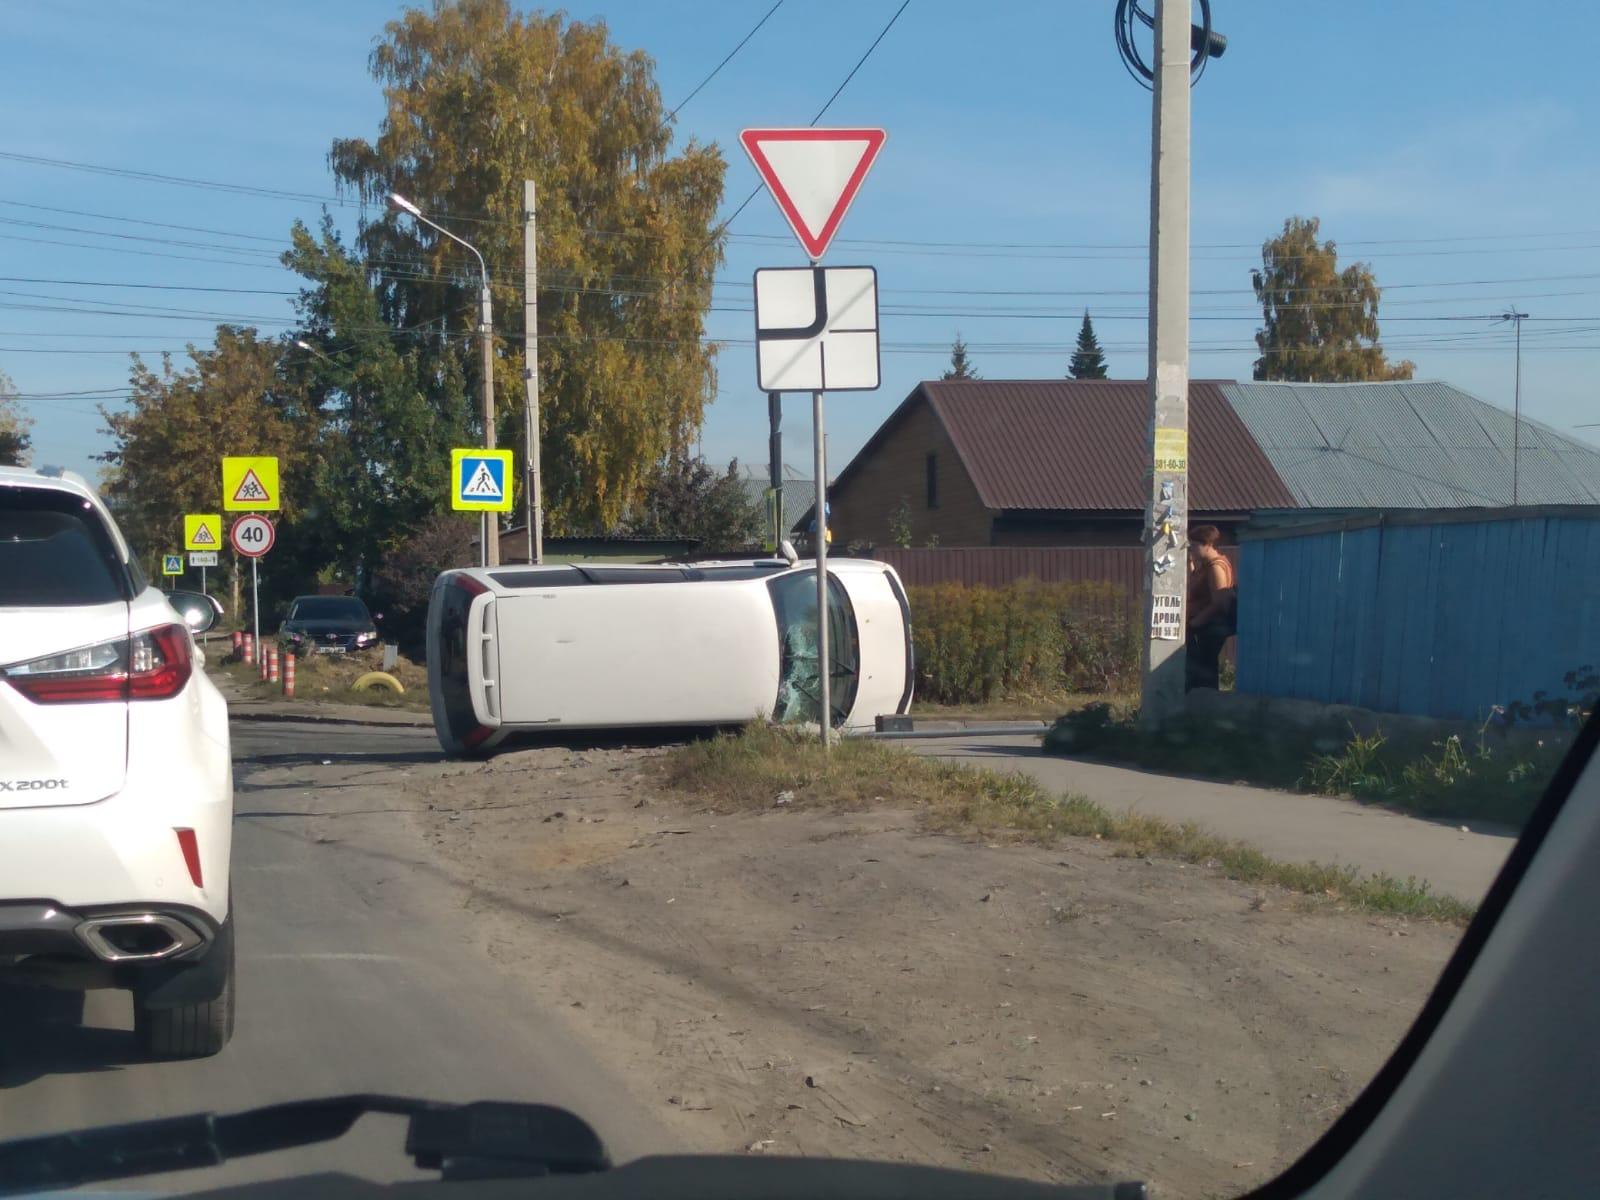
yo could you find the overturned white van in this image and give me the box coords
[425,558,913,755]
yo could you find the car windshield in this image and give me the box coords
[287,598,369,623]
[1,4,1589,1199]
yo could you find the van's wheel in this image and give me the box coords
[134,925,235,1059]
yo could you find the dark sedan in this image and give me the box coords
[278,595,380,655]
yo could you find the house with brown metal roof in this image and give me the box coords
[815,379,1296,549]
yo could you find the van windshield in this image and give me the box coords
[288,597,370,623]
[766,570,860,726]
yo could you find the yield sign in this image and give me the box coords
[739,128,886,260]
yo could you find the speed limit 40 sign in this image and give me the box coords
[229,514,275,558]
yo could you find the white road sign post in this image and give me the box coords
[742,127,887,751]
[230,515,275,674]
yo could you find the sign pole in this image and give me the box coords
[201,564,206,596]
[813,384,831,753]
[768,392,783,547]
[251,557,260,669]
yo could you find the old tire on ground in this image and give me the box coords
[352,670,404,694]
[134,926,235,1059]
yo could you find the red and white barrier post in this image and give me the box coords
[267,646,280,684]
[242,632,254,665]
[283,653,296,698]
[231,630,243,656]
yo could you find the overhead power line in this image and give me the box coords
[663,1,783,124]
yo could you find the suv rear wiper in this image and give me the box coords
[0,1094,610,1195]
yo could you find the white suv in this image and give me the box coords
[0,466,235,1057]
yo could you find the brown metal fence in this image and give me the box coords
[868,545,1240,626]
[869,547,1144,619]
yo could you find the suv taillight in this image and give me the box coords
[3,623,192,704]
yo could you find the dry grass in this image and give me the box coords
[212,648,431,710]
[656,724,1475,923]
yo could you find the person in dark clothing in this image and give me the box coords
[1186,524,1236,690]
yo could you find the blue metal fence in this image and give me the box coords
[1236,507,1600,719]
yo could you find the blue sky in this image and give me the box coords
[4,0,1599,485]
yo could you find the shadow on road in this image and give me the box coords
[0,983,137,1088]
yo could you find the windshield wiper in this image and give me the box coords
[0,1094,610,1195]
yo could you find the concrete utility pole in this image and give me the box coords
[389,191,499,566]
[477,279,499,567]
[524,180,544,564]
[1139,0,1192,727]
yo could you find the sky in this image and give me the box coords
[4,0,1600,487]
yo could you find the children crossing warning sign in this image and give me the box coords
[233,470,269,503]
[184,513,222,550]
[451,448,515,512]
[221,456,280,512]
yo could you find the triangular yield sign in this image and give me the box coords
[191,523,217,545]
[739,128,886,260]
[232,468,271,504]
[463,462,503,498]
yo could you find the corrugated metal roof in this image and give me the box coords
[1223,381,1600,507]
[923,379,1297,511]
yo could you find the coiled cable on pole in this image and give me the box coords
[1114,0,1217,89]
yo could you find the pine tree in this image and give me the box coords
[1068,311,1108,379]
[942,334,978,380]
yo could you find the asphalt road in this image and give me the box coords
[0,719,677,1190]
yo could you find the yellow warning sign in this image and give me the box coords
[222,456,280,512]
[184,513,222,551]
[1154,427,1188,473]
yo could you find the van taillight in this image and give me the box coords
[3,623,193,704]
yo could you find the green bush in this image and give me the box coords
[908,580,1138,705]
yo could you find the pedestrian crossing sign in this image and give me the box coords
[161,554,183,576]
[222,456,280,512]
[451,448,515,512]
[184,513,222,551]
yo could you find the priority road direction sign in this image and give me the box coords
[754,266,879,392]
[222,456,280,512]
[739,128,886,261]
[188,551,219,568]
[451,448,515,512]
[161,554,183,576]
[229,514,275,558]
[184,513,222,551]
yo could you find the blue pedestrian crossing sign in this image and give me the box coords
[161,554,184,576]
[451,448,515,512]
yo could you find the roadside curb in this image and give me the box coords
[869,721,1048,740]
[227,707,433,729]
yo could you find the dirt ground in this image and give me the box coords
[396,739,1461,1200]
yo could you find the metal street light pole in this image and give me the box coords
[390,191,499,567]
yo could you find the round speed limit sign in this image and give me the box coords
[229,513,276,558]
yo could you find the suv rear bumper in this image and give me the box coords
[0,748,232,927]
[0,899,219,963]
[0,900,232,1006]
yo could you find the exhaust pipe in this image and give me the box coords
[75,914,205,963]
